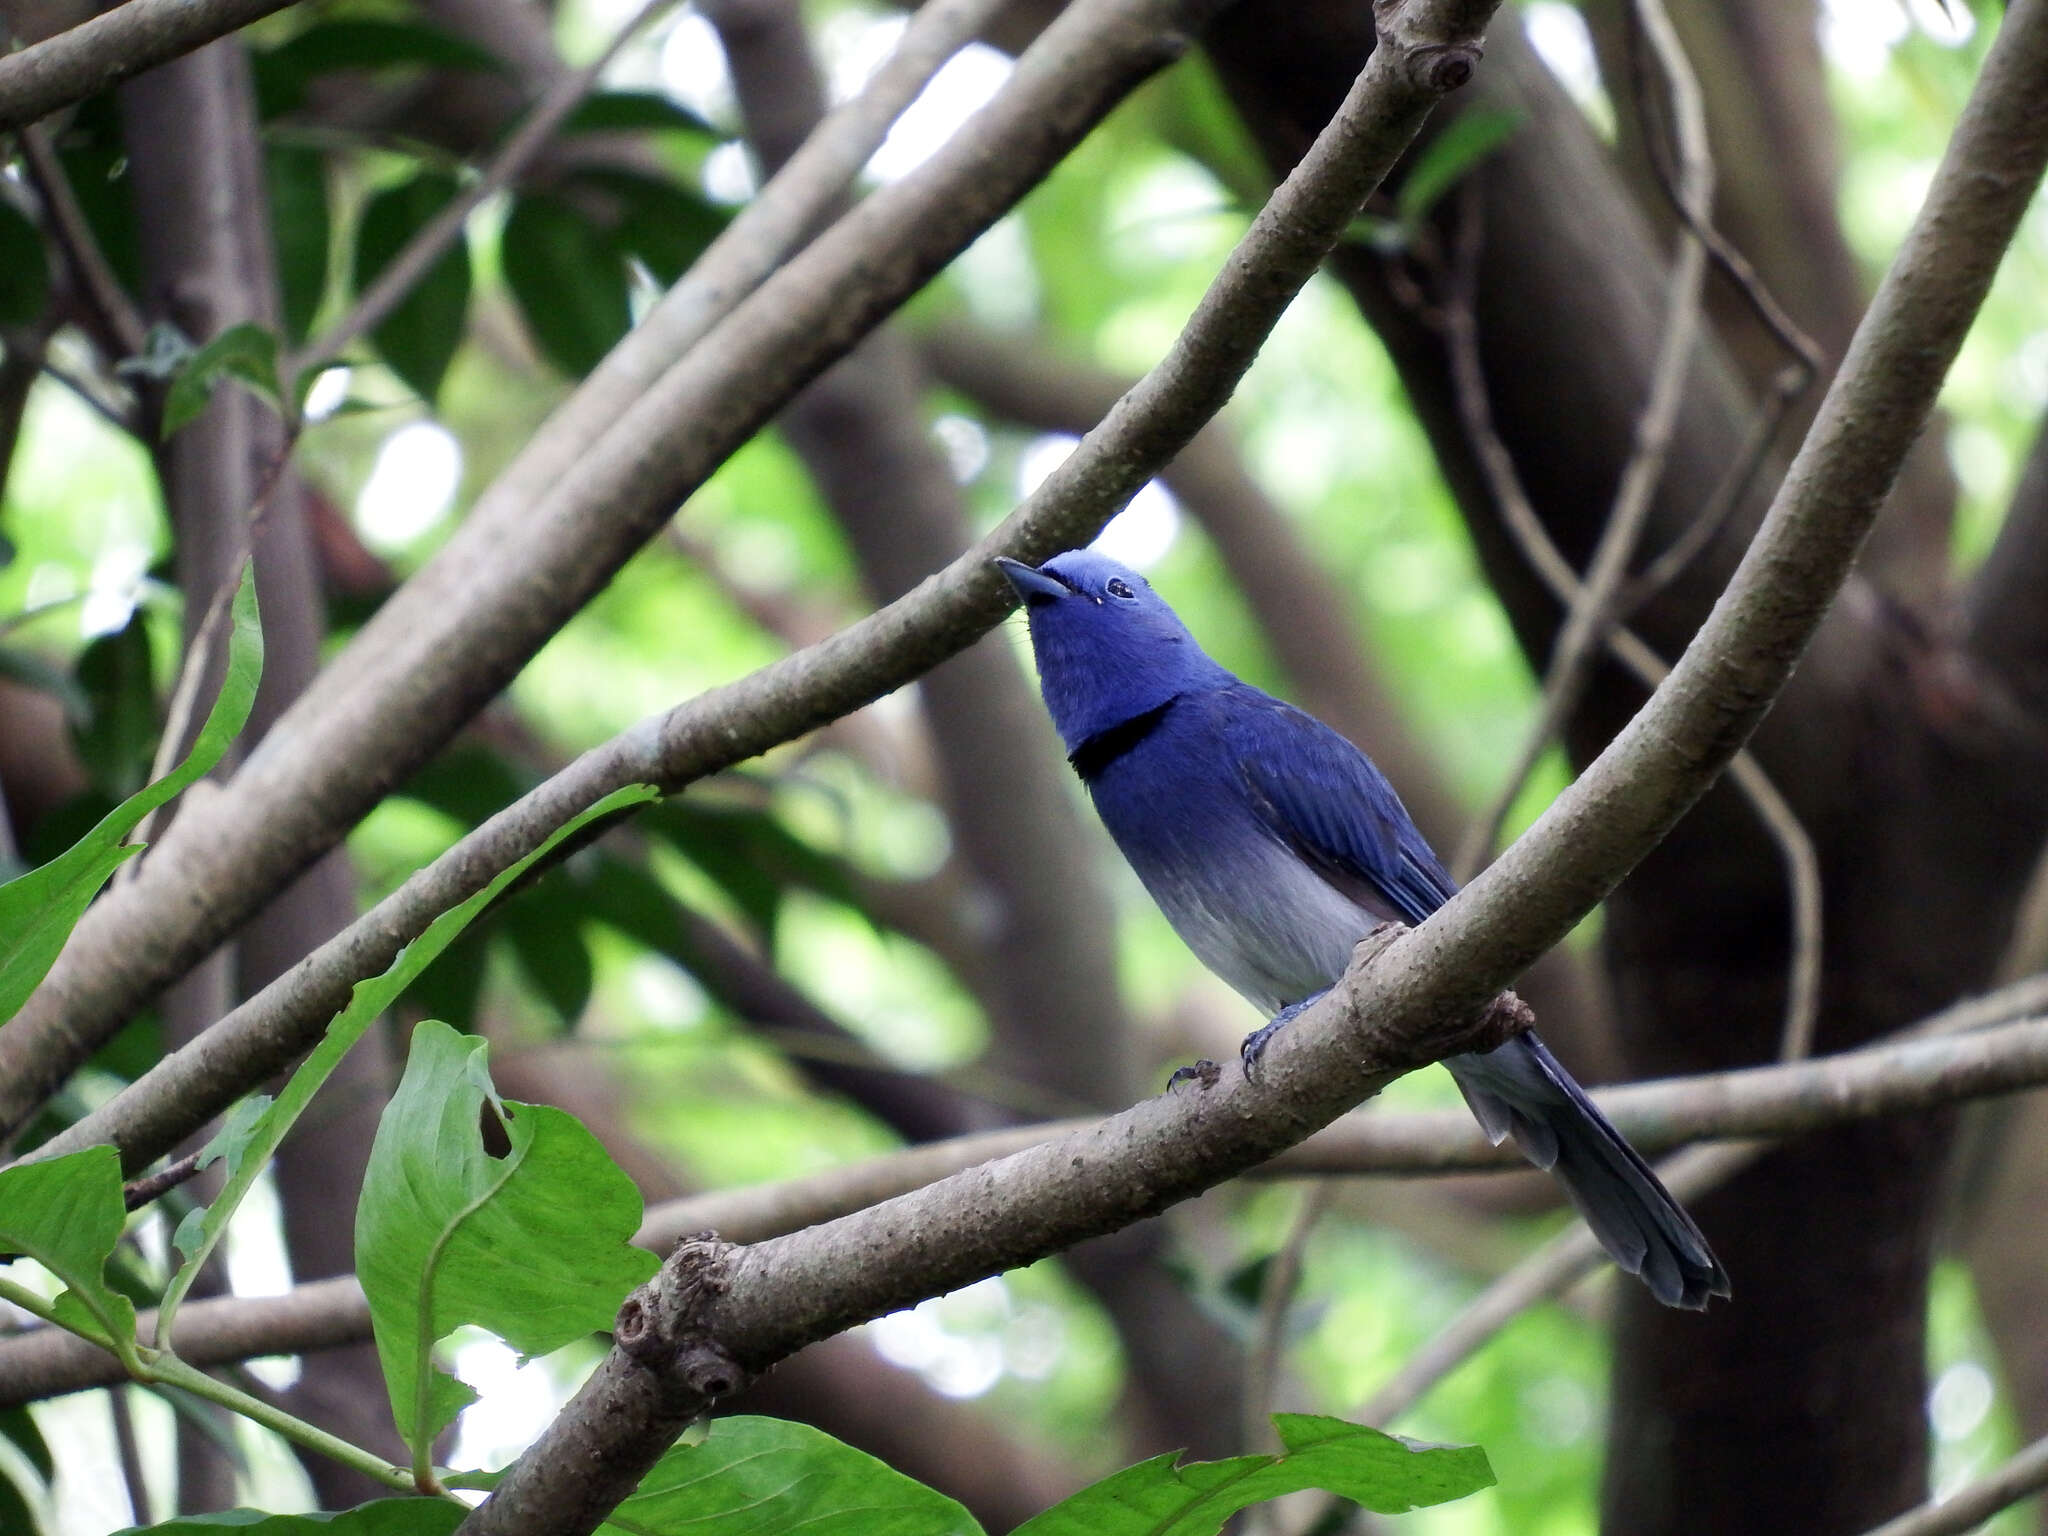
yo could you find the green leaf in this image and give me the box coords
[501,193,632,377]
[114,1499,466,1535]
[353,171,472,404]
[359,1020,659,1463]
[0,1147,138,1353]
[1013,1415,1493,1535]
[0,199,50,327]
[72,614,156,799]
[162,323,284,438]
[162,783,659,1344]
[267,144,331,343]
[595,1417,980,1536]
[560,91,716,138]
[1394,108,1522,231]
[579,170,729,286]
[255,18,506,117]
[0,566,262,1028]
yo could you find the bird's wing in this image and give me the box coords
[1223,687,1457,926]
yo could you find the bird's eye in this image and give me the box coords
[1106,578,1135,600]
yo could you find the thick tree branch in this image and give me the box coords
[11,979,2048,1406]
[0,0,300,131]
[0,0,1221,1137]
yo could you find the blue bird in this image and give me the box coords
[997,549,1729,1310]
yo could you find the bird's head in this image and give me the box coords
[996,550,1232,751]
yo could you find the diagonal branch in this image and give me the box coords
[0,0,301,131]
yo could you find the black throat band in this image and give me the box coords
[1068,698,1177,783]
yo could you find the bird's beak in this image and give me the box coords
[994,557,1069,606]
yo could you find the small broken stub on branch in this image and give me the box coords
[615,1233,747,1404]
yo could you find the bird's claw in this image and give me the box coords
[1239,993,1324,1080]
[1166,1058,1222,1091]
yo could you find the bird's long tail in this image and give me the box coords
[1446,1033,1730,1309]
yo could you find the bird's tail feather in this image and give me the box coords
[1448,1035,1730,1310]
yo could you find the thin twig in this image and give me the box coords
[123,1149,207,1212]
[41,355,140,436]
[1431,107,1822,1064]
[109,1385,153,1527]
[1859,1430,2048,1536]
[285,0,680,387]
[1617,4,1822,606]
[1624,361,1804,607]
[16,122,148,360]
[1358,1142,1758,1429]
[1453,0,1714,882]
[1243,1181,1335,1459]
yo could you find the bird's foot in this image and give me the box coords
[1239,990,1330,1080]
[1166,1058,1222,1092]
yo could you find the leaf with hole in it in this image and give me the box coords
[0,199,50,327]
[502,193,633,378]
[357,1018,659,1465]
[0,1147,136,1354]
[113,1498,467,1535]
[0,566,261,1029]
[353,171,471,405]
[162,785,658,1346]
[592,1416,983,1536]
[1012,1414,1493,1535]
[162,323,284,438]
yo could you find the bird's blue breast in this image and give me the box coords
[1078,690,1394,1014]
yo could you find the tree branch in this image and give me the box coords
[0,0,300,132]
[11,976,2048,1407]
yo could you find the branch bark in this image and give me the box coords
[13,980,2048,1405]
[0,0,300,131]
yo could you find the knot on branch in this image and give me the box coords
[1405,42,1482,94]
[615,1233,747,1405]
